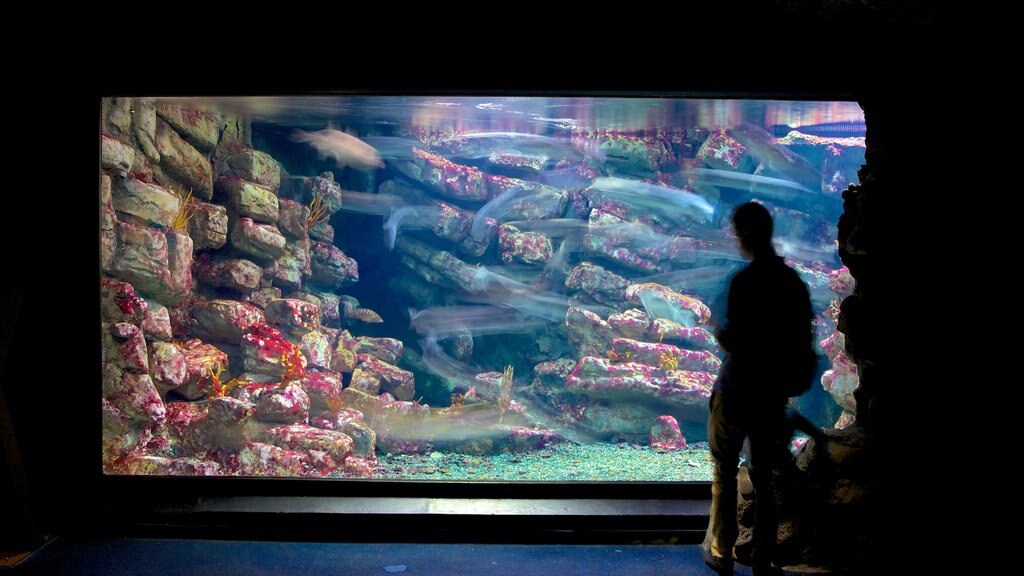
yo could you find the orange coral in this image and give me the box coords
[306,190,331,228]
[171,185,198,230]
[279,346,307,383]
[497,364,514,423]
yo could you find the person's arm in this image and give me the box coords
[715,273,748,354]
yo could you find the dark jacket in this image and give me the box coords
[713,254,814,398]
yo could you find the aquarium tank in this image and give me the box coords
[99,95,864,482]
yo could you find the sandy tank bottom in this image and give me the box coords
[367,441,713,481]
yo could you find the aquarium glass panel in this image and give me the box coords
[99,96,864,481]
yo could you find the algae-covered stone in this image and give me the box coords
[255,383,310,424]
[310,242,359,288]
[265,298,320,336]
[141,299,172,341]
[649,415,687,451]
[188,202,229,250]
[155,118,214,200]
[221,179,280,224]
[101,133,135,171]
[231,218,287,261]
[216,147,281,192]
[156,104,220,153]
[192,299,265,344]
[133,98,159,162]
[110,175,181,229]
[196,258,262,293]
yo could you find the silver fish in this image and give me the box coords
[292,126,384,172]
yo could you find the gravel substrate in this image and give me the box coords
[371,441,714,481]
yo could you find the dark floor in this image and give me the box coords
[5,538,796,576]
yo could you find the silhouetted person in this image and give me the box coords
[702,202,814,576]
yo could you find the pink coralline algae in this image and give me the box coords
[235,442,307,477]
[608,338,722,373]
[356,355,416,401]
[118,455,222,476]
[207,396,257,425]
[148,341,187,391]
[399,149,490,201]
[821,351,858,413]
[582,234,664,273]
[163,401,207,447]
[649,415,688,451]
[107,323,149,374]
[300,371,344,412]
[566,356,713,411]
[241,323,307,380]
[310,408,365,432]
[696,130,749,171]
[349,368,382,395]
[565,306,615,358]
[355,337,405,365]
[309,241,359,288]
[299,331,332,370]
[499,224,553,265]
[101,279,148,324]
[565,262,629,297]
[264,298,320,336]
[103,365,166,425]
[254,382,311,424]
[260,424,354,474]
[191,299,265,344]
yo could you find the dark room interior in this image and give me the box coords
[1,5,987,575]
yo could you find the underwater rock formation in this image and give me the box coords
[231,218,287,261]
[196,258,262,293]
[215,147,282,193]
[192,299,265,344]
[499,224,553,265]
[188,202,229,251]
[110,175,181,230]
[101,134,135,172]
[156,103,220,154]
[649,415,688,451]
[309,241,359,288]
[100,96,866,479]
[221,178,279,224]
[566,356,713,412]
[155,118,214,199]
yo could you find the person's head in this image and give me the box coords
[731,202,774,259]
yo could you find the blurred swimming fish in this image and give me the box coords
[503,218,591,238]
[339,190,405,216]
[638,291,700,328]
[470,185,527,243]
[774,238,838,265]
[538,164,599,192]
[383,205,438,250]
[726,123,821,190]
[292,125,384,172]
[419,332,480,385]
[542,232,584,289]
[347,307,383,323]
[466,267,569,322]
[408,305,546,337]
[676,168,815,203]
[589,177,716,224]
[435,131,604,164]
